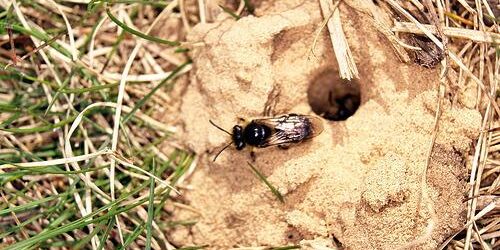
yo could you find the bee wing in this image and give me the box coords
[301,115,324,138]
[253,114,324,147]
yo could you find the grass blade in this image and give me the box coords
[97,218,115,250]
[106,8,180,46]
[145,159,156,250]
[218,5,240,20]
[246,161,284,203]
[122,60,191,124]
[118,223,145,250]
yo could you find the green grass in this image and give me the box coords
[0,1,198,249]
[247,162,284,203]
[145,159,156,250]
[219,5,241,20]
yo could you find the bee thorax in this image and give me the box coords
[243,122,272,147]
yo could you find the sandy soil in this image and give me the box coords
[170,0,482,249]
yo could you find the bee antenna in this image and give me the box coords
[209,120,232,135]
[213,142,233,162]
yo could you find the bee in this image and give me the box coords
[209,114,324,161]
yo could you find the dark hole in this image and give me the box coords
[307,68,361,121]
[284,227,303,243]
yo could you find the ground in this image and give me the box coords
[1,0,497,249]
[169,0,483,249]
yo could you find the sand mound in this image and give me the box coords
[172,1,482,249]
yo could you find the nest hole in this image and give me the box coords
[284,227,303,243]
[307,68,361,121]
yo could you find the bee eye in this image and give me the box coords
[232,125,243,134]
[307,68,361,121]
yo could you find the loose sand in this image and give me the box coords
[170,0,482,249]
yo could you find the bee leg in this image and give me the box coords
[278,144,290,150]
[250,148,257,162]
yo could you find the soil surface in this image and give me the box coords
[170,0,482,249]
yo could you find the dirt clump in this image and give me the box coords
[172,0,481,249]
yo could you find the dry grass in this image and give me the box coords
[0,0,498,249]
[0,0,199,249]
[318,0,359,80]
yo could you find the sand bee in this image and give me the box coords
[210,114,324,161]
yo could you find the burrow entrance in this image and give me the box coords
[307,68,361,121]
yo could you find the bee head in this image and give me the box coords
[232,125,245,150]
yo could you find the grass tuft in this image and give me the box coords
[0,0,196,249]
